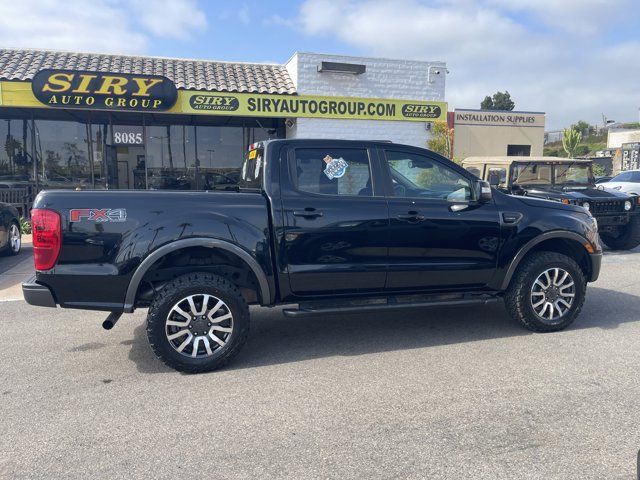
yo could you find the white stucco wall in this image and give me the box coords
[607,129,640,149]
[284,52,446,148]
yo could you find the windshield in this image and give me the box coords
[512,162,593,187]
[554,163,592,185]
[512,163,552,185]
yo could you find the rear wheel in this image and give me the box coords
[147,272,249,373]
[600,215,640,250]
[504,251,586,332]
[1,221,21,256]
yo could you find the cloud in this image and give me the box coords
[131,0,207,40]
[238,3,250,25]
[288,0,640,129]
[0,0,207,54]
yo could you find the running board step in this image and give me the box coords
[282,295,499,318]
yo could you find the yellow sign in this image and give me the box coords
[0,80,447,122]
[184,92,447,122]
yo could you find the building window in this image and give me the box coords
[0,111,280,193]
[507,144,531,156]
[34,120,93,189]
[0,119,33,188]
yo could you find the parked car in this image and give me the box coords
[462,157,640,250]
[0,201,21,256]
[23,140,602,373]
[599,170,640,195]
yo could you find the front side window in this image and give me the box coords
[385,150,472,202]
[292,148,372,196]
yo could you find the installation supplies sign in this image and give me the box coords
[184,92,447,122]
[454,109,545,128]
[31,69,178,111]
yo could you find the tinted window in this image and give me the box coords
[385,150,472,202]
[292,148,372,196]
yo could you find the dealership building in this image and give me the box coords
[450,108,545,159]
[0,49,446,196]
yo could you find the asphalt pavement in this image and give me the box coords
[1,247,639,479]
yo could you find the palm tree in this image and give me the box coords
[562,128,582,158]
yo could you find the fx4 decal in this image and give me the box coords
[70,208,127,223]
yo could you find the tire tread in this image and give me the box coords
[146,272,249,373]
[504,251,586,332]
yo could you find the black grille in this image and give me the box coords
[591,200,625,214]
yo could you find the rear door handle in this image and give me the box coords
[293,208,324,219]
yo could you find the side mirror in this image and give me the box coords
[477,180,492,203]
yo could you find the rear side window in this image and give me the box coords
[292,148,373,196]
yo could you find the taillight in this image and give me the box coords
[31,209,61,271]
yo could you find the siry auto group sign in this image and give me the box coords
[31,69,178,111]
[185,92,447,122]
[1,71,447,121]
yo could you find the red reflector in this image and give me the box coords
[31,209,61,271]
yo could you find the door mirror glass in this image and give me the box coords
[477,180,492,203]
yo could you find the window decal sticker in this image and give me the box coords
[323,155,348,180]
[254,155,262,179]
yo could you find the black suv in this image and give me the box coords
[24,140,601,372]
[463,156,640,250]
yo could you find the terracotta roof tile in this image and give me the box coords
[0,48,296,95]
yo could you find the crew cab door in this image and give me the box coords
[381,147,501,291]
[278,143,388,296]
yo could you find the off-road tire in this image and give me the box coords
[600,215,640,250]
[504,251,586,332]
[1,221,21,256]
[147,272,249,373]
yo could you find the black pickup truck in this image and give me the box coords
[24,139,602,373]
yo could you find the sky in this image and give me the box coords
[0,0,638,130]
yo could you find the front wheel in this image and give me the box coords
[147,272,250,373]
[504,251,586,332]
[600,215,640,250]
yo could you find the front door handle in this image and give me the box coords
[396,211,425,222]
[293,208,324,219]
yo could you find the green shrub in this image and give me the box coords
[19,217,31,234]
